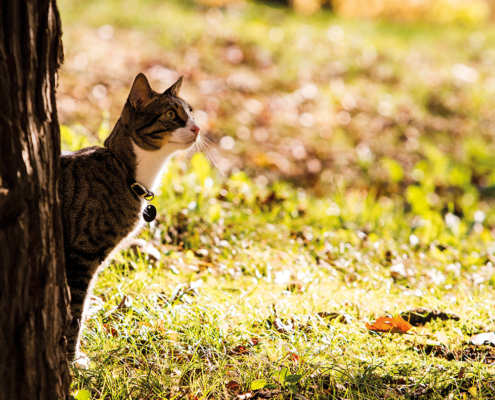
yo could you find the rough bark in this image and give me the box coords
[0,1,71,399]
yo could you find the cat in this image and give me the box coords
[59,73,200,366]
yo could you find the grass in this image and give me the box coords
[58,0,495,398]
[65,150,495,400]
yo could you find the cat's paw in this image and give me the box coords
[73,351,90,369]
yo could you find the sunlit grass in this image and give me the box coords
[64,145,495,399]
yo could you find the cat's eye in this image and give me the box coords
[165,110,176,119]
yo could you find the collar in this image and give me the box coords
[130,182,154,201]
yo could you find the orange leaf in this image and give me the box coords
[226,380,241,393]
[229,345,249,356]
[103,324,118,337]
[365,315,413,334]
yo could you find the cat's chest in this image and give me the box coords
[60,150,144,249]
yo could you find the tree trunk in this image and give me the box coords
[0,1,71,399]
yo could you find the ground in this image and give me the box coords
[59,0,495,398]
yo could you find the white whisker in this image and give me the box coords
[200,137,226,160]
[186,142,199,157]
[198,138,224,175]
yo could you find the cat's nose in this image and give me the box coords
[190,124,200,136]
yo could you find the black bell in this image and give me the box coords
[143,204,157,222]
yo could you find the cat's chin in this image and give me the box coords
[168,139,197,149]
[169,139,196,146]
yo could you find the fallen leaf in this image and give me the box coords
[229,345,250,356]
[103,324,118,337]
[250,379,267,390]
[400,308,460,326]
[226,380,241,393]
[72,390,91,400]
[457,367,466,379]
[366,315,413,333]
[229,338,261,356]
[469,332,495,346]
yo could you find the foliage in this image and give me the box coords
[58,0,495,226]
[197,0,494,22]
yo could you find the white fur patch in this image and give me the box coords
[132,141,174,191]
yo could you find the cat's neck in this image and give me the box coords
[104,119,136,180]
[132,140,174,192]
[105,119,175,193]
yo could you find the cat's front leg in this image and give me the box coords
[65,255,100,367]
[66,281,89,365]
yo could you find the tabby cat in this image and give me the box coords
[59,73,200,365]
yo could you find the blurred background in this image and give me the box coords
[57,0,495,230]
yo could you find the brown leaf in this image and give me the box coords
[229,338,260,356]
[289,352,300,363]
[366,315,413,334]
[226,380,241,393]
[229,345,250,356]
[103,324,118,337]
[457,367,466,379]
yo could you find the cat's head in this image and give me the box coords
[121,73,200,152]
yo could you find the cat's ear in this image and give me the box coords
[129,73,153,109]
[164,76,183,97]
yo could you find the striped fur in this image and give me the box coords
[59,74,200,364]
